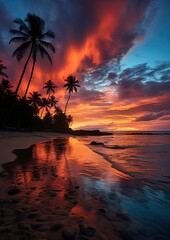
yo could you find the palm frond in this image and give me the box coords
[25,13,45,35]
[74,87,77,92]
[0,64,7,70]
[0,72,8,78]
[63,75,80,94]
[39,40,55,52]
[38,45,52,64]
[1,79,12,88]
[13,18,30,34]
[64,83,69,87]
[42,30,55,39]
[9,29,29,37]
[13,18,23,25]
[12,41,32,61]
[9,36,29,44]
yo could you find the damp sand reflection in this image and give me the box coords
[0,137,170,240]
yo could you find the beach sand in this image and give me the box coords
[0,132,169,240]
[0,133,128,240]
[0,131,69,170]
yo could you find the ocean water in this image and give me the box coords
[78,132,170,193]
[2,134,170,239]
[75,133,170,237]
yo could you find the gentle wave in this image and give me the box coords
[78,134,170,193]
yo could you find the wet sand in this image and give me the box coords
[0,131,69,169]
[0,134,170,239]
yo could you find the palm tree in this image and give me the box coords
[39,97,50,118]
[9,13,55,97]
[49,95,58,110]
[67,115,73,127]
[0,60,8,79]
[64,75,80,114]
[28,91,41,115]
[55,106,62,116]
[0,79,13,95]
[43,79,57,98]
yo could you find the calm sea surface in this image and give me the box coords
[2,133,170,239]
[78,132,170,193]
[76,133,170,237]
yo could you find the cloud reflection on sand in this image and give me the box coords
[2,137,170,239]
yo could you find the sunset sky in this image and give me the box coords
[0,0,170,131]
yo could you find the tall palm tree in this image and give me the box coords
[43,79,57,98]
[64,75,80,114]
[28,91,41,115]
[9,13,55,97]
[0,60,8,79]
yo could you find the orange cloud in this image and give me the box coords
[2,0,167,131]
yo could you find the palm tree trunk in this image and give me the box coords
[24,57,36,98]
[15,44,34,97]
[64,93,71,114]
[40,108,44,118]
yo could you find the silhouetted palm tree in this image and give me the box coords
[0,79,13,95]
[49,95,58,110]
[43,79,57,98]
[55,106,62,116]
[0,60,8,79]
[39,97,50,118]
[64,75,80,114]
[9,13,55,97]
[67,115,73,127]
[28,91,41,115]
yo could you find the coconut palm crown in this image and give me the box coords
[43,79,57,97]
[9,13,55,97]
[64,75,80,114]
[0,79,13,95]
[28,91,41,115]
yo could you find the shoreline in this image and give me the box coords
[0,129,112,172]
[0,133,169,239]
[0,131,71,171]
[0,134,126,240]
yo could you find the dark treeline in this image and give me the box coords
[0,72,73,132]
[0,13,80,132]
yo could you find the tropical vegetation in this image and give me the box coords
[64,75,80,114]
[0,13,81,133]
[9,13,55,97]
[0,76,72,131]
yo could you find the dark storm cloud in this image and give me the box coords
[1,0,156,80]
[161,116,170,121]
[108,72,117,80]
[97,94,170,118]
[117,79,170,100]
[69,87,106,105]
[134,110,170,121]
[21,0,155,69]
[1,0,157,101]
[69,61,170,123]
[111,62,170,100]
